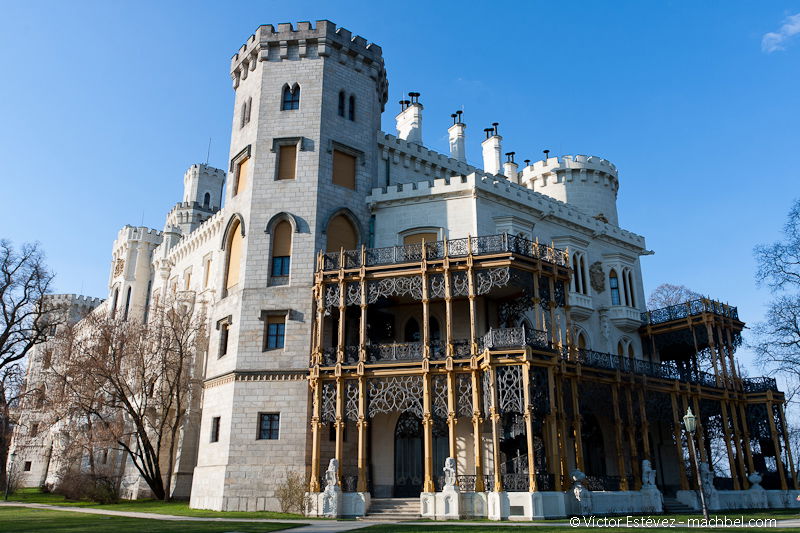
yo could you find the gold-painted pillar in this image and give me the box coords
[309,377,322,492]
[356,376,368,492]
[638,388,651,462]
[422,372,435,492]
[738,402,755,474]
[487,365,503,492]
[335,377,344,485]
[467,237,477,356]
[337,276,346,364]
[691,394,708,464]
[471,369,485,492]
[447,371,457,461]
[778,402,799,490]
[522,362,538,492]
[670,391,689,491]
[547,365,562,491]
[443,240,453,356]
[625,387,641,489]
[571,378,584,472]
[765,395,788,490]
[727,395,748,489]
[719,399,741,490]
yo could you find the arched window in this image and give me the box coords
[577,331,587,350]
[348,95,356,121]
[626,269,636,307]
[572,253,582,294]
[429,317,441,341]
[580,255,588,295]
[233,157,250,196]
[225,220,243,291]
[404,318,421,342]
[123,287,131,321]
[337,91,345,117]
[326,214,358,252]
[628,343,635,360]
[281,84,300,110]
[609,269,620,306]
[270,220,292,279]
[203,192,211,208]
[110,287,119,319]
[617,340,625,357]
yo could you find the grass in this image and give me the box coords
[7,488,305,519]
[359,528,799,533]
[0,506,299,533]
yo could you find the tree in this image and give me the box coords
[52,294,205,500]
[752,199,800,401]
[0,240,56,493]
[647,283,701,310]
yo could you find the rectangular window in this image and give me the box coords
[258,413,280,440]
[332,150,356,190]
[219,322,230,357]
[203,256,212,288]
[234,157,250,196]
[403,232,438,246]
[210,416,221,442]
[610,276,621,306]
[23,461,32,472]
[271,256,290,277]
[266,316,285,349]
[277,144,297,180]
[184,268,192,290]
[31,423,39,437]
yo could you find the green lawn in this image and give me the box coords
[7,488,305,519]
[360,529,798,533]
[0,507,298,533]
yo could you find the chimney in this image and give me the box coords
[396,92,423,145]
[481,123,502,175]
[503,152,519,184]
[448,110,466,162]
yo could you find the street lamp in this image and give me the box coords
[4,451,16,501]
[683,407,709,520]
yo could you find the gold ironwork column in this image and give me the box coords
[421,239,430,359]
[765,393,788,490]
[309,377,322,492]
[467,236,477,356]
[522,361,538,492]
[611,384,628,490]
[357,376,368,492]
[738,401,755,474]
[625,387,640,489]
[719,398,741,490]
[422,372,435,492]
[447,371,457,460]
[571,378,584,472]
[547,365,562,491]
[727,395,748,489]
[471,369,485,492]
[778,401,799,490]
[335,377,344,485]
[638,388,651,462]
[487,364,503,492]
[670,391,689,491]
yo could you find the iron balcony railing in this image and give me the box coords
[479,326,551,351]
[640,298,739,325]
[321,233,569,271]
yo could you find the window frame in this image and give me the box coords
[217,316,232,358]
[210,416,221,443]
[329,141,363,191]
[228,145,252,198]
[609,270,621,306]
[271,256,290,277]
[260,310,288,351]
[257,412,280,440]
[281,84,300,111]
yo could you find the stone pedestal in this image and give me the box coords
[434,487,461,519]
[488,491,508,520]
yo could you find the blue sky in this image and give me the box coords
[1,1,798,371]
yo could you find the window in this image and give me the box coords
[609,270,620,306]
[184,268,192,290]
[225,220,243,290]
[233,157,250,196]
[338,91,345,117]
[403,232,438,246]
[332,150,356,189]
[572,252,589,295]
[210,416,221,443]
[577,332,587,350]
[218,322,230,358]
[31,423,39,437]
[23,461,32,472]
[203,192,211,208]
[326,214,358,252]
[617,341,625,357]
[111,288,119,319]
[266,317,285,349]
[281,84,300,110]
[270,220,292,279]
[277,144,297,180]
[348,95,355,121]
[258,413,280,440]
[623,268,636,307]
[240,96,252,128]
[42,349,52,370]
[203,255,212,288]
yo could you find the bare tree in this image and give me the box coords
[752,199,800,402]
[647,283,702,309]
[0,240,56,493]
[53,294,205,500]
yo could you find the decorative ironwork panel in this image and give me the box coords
[366,342,423,362]
[345,380,359,421]
[554,280,566,307]
[429,340,447,360]
[324,285,340,308]
[641,298,739,325]
[743,377,778,393]
[475,267,510,295]
[428,273,445,299]
[530,366,549,416]
[321,381,336,423]
[538,276,551,309]
[457,373,473,417]
[345,282,361,306]
[366,276,423,303]
[432,375,448,419]
[496,366,524,414]
[451,271,469,297]
[452,339,471,358]
[344,345,359,364]
[482,371,492,415]
[367,376,423,417]
[321,347,337,366]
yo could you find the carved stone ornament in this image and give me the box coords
[589,261,605,293]
[113,258,125,277]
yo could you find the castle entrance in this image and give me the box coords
[393,412,448,496]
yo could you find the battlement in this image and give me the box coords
[44,293,104,308]
[231,20,386,94]
[524,155,618,178]
[184,164,225,181]
[112,226,163,254]
[367,173,645,249]
[378,132,478,177]
[168,201,219,215]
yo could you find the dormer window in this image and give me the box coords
[281,84,300,111]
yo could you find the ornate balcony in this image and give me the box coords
[320,233,569,272]
[569,292,593,320]
[640,298,739,325]
[479,326,551,351]
[607,306,641,332]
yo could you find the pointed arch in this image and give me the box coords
[265,211,302,235]
[221,213,246,250]
[348,94,356,121]
[323,208,361,252]
[281,83,300,110]
[404,317,421,342]
[338,91,346,117]
[609,269,620,306]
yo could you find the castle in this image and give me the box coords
[11,20,799,519]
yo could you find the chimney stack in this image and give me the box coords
[481,123,502,175]
[396,92,423,145]
[503,152,519,183]
[448,110,466,162]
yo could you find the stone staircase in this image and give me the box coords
[365,497,420,520]
[662,496,695,514]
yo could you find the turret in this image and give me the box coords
[164,164,226,237]
[108,226,163,322]
[520,154,620,225]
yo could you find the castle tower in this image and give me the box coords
[189,20,387,512]
[164,164,226,238]
[520,154,620,225]
[108,226,163,322]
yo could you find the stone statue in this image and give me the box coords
[589,262,605,293]
[642,459,656,488]
[698,461,719,510]
[321,458,341,517]
[324,458,339,489]
[442,457,457,490]
[570,469,592,515]
[747,472,768,508]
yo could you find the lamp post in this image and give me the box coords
[4,451,16,501]
[683,407,709,520]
